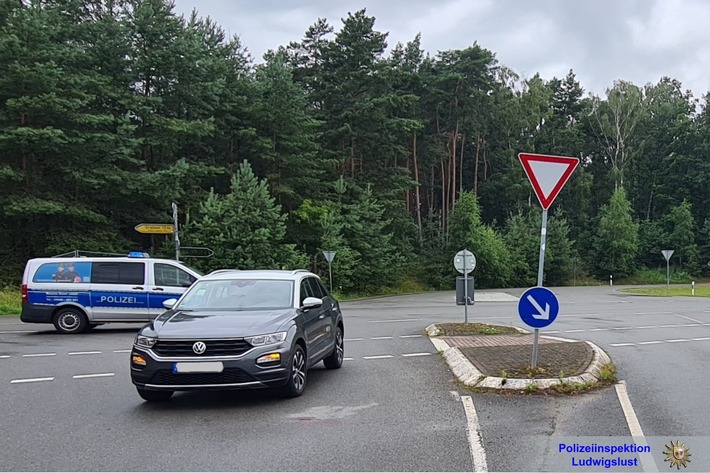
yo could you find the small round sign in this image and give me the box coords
[454,250,476,274]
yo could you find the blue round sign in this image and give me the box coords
[518,286,559,329]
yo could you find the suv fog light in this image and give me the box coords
[257,353,281,364]
[132,355,147,366]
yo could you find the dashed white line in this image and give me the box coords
[638,341,664,345]
[615,381,659,472]
[11,377,54,384]
[362,355,394,360]
[344,338,364,341]
[0,355,10,359]
[369,318,421,323]
[666,339,690,343]
[564,329,585,333]
[609,343,636,347]
[343,357,354,361]
[658,324,678,328]
[682,323,701,327]
[73,373,115,379]
[402,352,433,357]
[22,353,56,358]
[113,349,131,353]
[370,336,394,340]
[692,337,710,341]
[589,328,609,332]
[636,325,657,329]
[461,396,488,472]
[400,335,423,338]
[0,330,35,334]
[68,351,102,356]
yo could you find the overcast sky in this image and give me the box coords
[172,0,710,99]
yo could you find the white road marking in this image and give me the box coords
[615,381,659,472]
[666,339,690,343]
[682,323,701,327]
[22,353,56,358]
[609,343,636,347]
[11,377,54,384]
[461,396,488,472]
[369,318,421,323]
[402,352,433,357]
[674,314,704,323]
[113,349,131,353]
[68,351,102,356]
[0,330,35,334]
[638,341,664,345]
[589,328,609,332]
[0,355,10,359]
[692,337,710,341]
[449,391,460,401]
[636,326,657,329]
[363,355,394,360]
[400,335,423,338]
[658,324,678,328]
[343,357,354,361]
[73,373,115,379]
[564,329,585,333]
[611,327,632,330]
[344,338,363,341]
[370,336,393,340]
[545,330,560,334]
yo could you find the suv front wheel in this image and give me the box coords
[281,344,307,398]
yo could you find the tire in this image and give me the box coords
[136,388,173,402]
[53,308,88,334]
[280,344,307,398]
[323,325,344,369]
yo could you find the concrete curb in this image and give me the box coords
[426,323,613,391]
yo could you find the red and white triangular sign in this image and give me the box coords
[518,153,580,210]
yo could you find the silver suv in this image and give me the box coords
[130,269,345,401]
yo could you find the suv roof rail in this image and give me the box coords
[290,269,310,275]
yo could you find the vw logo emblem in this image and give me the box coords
[192,341,207,355]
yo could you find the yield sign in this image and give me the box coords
[518,153,580,210]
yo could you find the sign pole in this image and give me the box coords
[172,202,180,261]
[328,260,333,293]
[464,250,469,324]
[531,209,548,369]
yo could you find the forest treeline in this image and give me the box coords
[2,0,710,290]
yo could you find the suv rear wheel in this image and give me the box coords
[323,326,344,369]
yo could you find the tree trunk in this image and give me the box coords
[459,133,465,193]
[473,135,480,194]
[451,122,458,216]
[412,133,422,243]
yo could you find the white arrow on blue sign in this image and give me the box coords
[518,287,559,329]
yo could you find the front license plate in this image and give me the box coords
[173,362,224,373]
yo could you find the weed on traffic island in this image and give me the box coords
[434,322,522,336]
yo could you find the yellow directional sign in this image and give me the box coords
[134,223,175,234]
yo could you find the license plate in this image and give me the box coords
[172,362,224,373]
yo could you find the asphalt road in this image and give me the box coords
[0,286,707,471]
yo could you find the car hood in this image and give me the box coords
[149,309,296,339]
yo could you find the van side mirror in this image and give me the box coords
[163,298,178,310]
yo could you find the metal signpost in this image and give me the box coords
[662,250,674,289]
[323,250,336,293]
[454,249,476,323]
[518,153,580,368]
[172,202,180,261]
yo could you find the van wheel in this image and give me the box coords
[53,308,88,334]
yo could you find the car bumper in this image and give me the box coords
[20,302,55,323]
[130,345,291,391]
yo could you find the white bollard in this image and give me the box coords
[610,275,613,286]
[692,281,695,296]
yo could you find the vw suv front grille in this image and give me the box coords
[152,339,252,357]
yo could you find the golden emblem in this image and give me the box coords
[664,440,691,469]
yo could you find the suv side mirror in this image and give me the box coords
[302,297,323,309]
[163,298,178,310]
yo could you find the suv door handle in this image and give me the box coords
[132,286,144,290]
[319,314,325,319]
[152,287,164,291]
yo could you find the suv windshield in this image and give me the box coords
[176,279,293,310]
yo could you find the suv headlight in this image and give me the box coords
[135,335,157,348]
[245,332,287,347]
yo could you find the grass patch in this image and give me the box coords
[0,287,21,316]
[597,362,617,382]
[435,322,521,336]
[332,276,428,301]
[619,284,710,297]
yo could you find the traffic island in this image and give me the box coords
[427,323,616,394]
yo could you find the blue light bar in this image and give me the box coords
[128,251,150,258]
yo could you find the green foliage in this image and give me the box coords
[591,188,639,278]
[0,287,21,315]
[184,160,307,272]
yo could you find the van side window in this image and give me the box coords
[92,262,145,285]
[155,264,196,287]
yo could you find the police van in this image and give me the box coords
[20,252,202,334]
